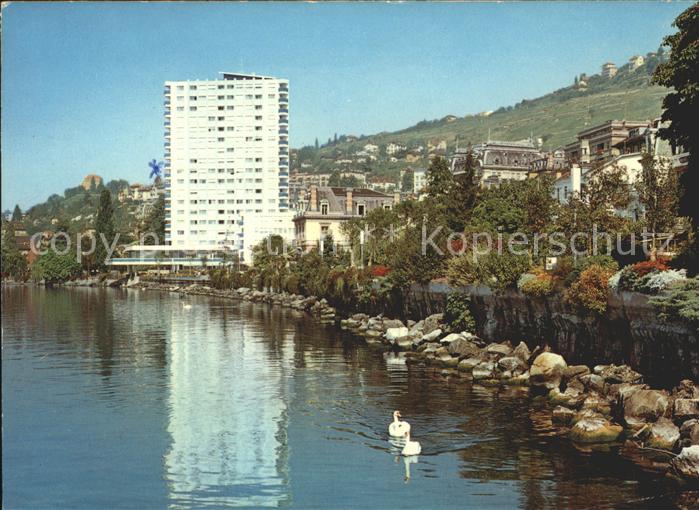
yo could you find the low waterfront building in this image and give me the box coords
[528,149,568,178]
[451,139,543,186]
[293,186,398,251]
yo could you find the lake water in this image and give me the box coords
[1,286,691,509]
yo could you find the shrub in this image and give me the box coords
[631,259,670,277]
[517,273,537,290]
[566,264,615,313]
[369,265,391,277]
[565,255,619,287]
[444,291,476,333]
[520,273,556,297]
[650,277,699,329]
[617,265,643,292]
[447,252,531,291]
[637,269,687,294]
[284,273,300,294]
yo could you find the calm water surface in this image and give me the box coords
[1,287,691,509]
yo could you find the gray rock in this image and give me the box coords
[511,342,531,363]
[674,399,699,421]
[485,343,512,357]
[669,445,699,481]
[563,365,591,381]
[447,338,481,358]
[472,361,497,380]
[597,364,643,385]
[457,357,482,372]
[440,333,463,345]
[680,419,699,447]
[552,405,576,425]
[422,314,443,335]
[385,327,409,341]
[420,328,442,343]
[383,319,405,329]
[623,389,670,430]
[579,374,606,394]
[498,356,528,374]
[530,352,567,390]
[647,417,680,450]
[570,415,623,443]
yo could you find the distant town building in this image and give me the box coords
[385,142,407,156]
[413,168,427,196]
[601,62,618,78]
[367,176,398,193]
[629,55,645,70]
[363,143,379,154]
[81,174,103,191]
[293,186,398,251]
[564,119,652,165]
[452,139,543,186]
[528,149,568,178]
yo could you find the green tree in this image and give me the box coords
[32,249,81,285]
[94,189,116,269]
[636,152,680,260]
[1,224,28,280]
[401,169,414,193]
[451,150,479,232]
[11,204,22,222]
[143,195,165,245]
[652,3,699,273]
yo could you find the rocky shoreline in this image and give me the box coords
[36,279,699,485]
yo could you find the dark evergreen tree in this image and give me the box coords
[94,189,116,269]
[11,204,22,222]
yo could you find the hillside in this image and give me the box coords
[295,52,669,178]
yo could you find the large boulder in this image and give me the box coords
[485,342,512,358]
[385,327,409,342]
[669,445,699,481]
[552,405,576,425]
[623,389,670,430]
[672,379,699,399]
[440,333,463,345]
[563,365,591,381]
[529,352,567,390]
[647,417,680,450]
[595,364,643,385]
[570,414,623,443]
[472,361,497,380]
[422,314,443,335]
[578,374,606,394]
[420,328,443,344]
[498,356,528,374]
[448,338,481,358]
[457,357,482,373]
[383,319,405,329]
[511,342,531,363]
[680,419,699,447]
[674,399,699,421]
[548,386,585,408]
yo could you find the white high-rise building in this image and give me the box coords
[163,73,290,260]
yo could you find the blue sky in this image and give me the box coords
[1,1,690,210]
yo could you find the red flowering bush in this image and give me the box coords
[369,265,391,277]
[631,259,670,277]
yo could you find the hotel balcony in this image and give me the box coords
[279,139,288,145]
[279,108,289,114]
[280,159,289,166]
[279,128,288,134]
[279,84,288,92]
[165,120,171,126]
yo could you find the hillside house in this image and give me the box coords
[293,186,399,251]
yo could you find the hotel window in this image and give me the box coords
[189,96,197,100]
[357,204,365,216]
[321,201,329,215]
[217,85,224,90]
[189,85,197,90]
[177,85,184,91]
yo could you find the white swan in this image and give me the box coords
[181,303,192,310]
[388,410,411,437]
[401,431,421,456]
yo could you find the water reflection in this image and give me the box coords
[163,298,293,508]
[2,287,694,509]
